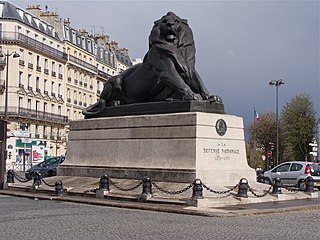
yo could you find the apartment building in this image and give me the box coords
[0,2,132,168]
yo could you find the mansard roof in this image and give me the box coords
[0,1,61,41]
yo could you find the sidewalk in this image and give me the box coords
[1,175,319,217]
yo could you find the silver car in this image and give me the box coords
[263,161,320,190]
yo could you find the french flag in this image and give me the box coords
[254,109,260,120]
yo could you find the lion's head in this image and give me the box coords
[149,12,194,49]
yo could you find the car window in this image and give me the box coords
[309,164,320,176]
[272,163,290,172]
[290,163,303,172]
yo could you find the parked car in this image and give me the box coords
[25,156,65,181]
[263,161,320,190]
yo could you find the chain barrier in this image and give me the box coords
[202,183,239,194]
[12,171,29,183]
[248,185,273,197]
[109,178,143,192]
[151,181,193,195]
[41,177,55,188]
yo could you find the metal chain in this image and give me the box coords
[202,183,239,194]
[41,177,55,188]
[151,181,193,195]
[248,185,272,197]
[109,179,143,192]
[13,172,29,183]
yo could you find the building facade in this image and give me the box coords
[0,2,132,168]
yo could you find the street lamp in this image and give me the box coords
[269,79,284,167]
[0,50,20,189]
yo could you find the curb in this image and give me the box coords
[1,189,319,217]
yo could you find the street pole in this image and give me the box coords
[0,50,20,189]
[269,79,284,166]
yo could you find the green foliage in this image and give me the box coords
[248,112,276,152]
[280,94,316,160]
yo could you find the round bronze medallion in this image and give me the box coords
[216,119,227,136]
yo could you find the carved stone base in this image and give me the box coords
[59,112,255,186]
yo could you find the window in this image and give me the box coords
[58,105,61,115]
[27,74,31,88]
[27,98,31,110]
[51,81,54,93]
[272,163,290,173]
[44,102,47,113]
[44,59,48,70]
[19,72,23,85]
[290,163,303,172]
[36,100,39,113]
[18,97,23,109]
[58,84,61,95]
[44,79,47,92]
[36,77,40,90]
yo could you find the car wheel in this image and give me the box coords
[264,178,272,185]
[298,180,306,191]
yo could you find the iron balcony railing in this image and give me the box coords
[69,55,97,72]
[0,31,67,62]
[0,106,68,125]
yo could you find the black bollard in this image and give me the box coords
[237,178,248,198]
[305,177,314,193]
[55,180,64,196]
[271,177,282,194]
[33,171,42,188]
[142,176,152,195]
[192,179,204,199]
[99,175,110,191]
[6,170,15,184]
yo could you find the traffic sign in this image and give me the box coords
[267,150,272,158]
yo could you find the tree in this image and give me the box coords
[280,94,316,160]
[247,112,277,168]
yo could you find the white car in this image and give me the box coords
[263,161,320,190]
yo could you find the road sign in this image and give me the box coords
[267,150,272,158]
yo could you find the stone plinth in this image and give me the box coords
[58,112,256,186]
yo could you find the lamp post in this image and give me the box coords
[269,79,284,167]
[0,50,20,189]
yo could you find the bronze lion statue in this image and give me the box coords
[83,12,222,117]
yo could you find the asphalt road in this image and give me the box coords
[0,195,318,240]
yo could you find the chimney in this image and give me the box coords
[26,5,41,17]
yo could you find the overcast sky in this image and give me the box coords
[10,0,320,129]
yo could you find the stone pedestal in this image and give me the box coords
[58,112,256,186]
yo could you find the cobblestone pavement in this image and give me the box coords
[0,195,318,240]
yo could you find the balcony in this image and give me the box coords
[51,71,56,77]
[36,88,41,93]
[51,92,55,97]
[79,81,83,86]
[83,103,87,107]
[18,83,24,89]
[67,98,71,103]
[44,69,49,75]
[35,133,40,139]
[27,86,33,91]
[0,106,68,125]
[74,100,78,104]
[58,74,63,79]
[74,79,78,84]
[69,55,97,72]
[67,77,71,82]
[36,66,41,72]
[28,63,33,69]
[97,90,101,94]
[0,31,68,62]
[58,94,63,98]
[0,59,6,71]
[79,101,82,106]
[44,90,48,95]
[84,83,87,88]
[89,85,93,90]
